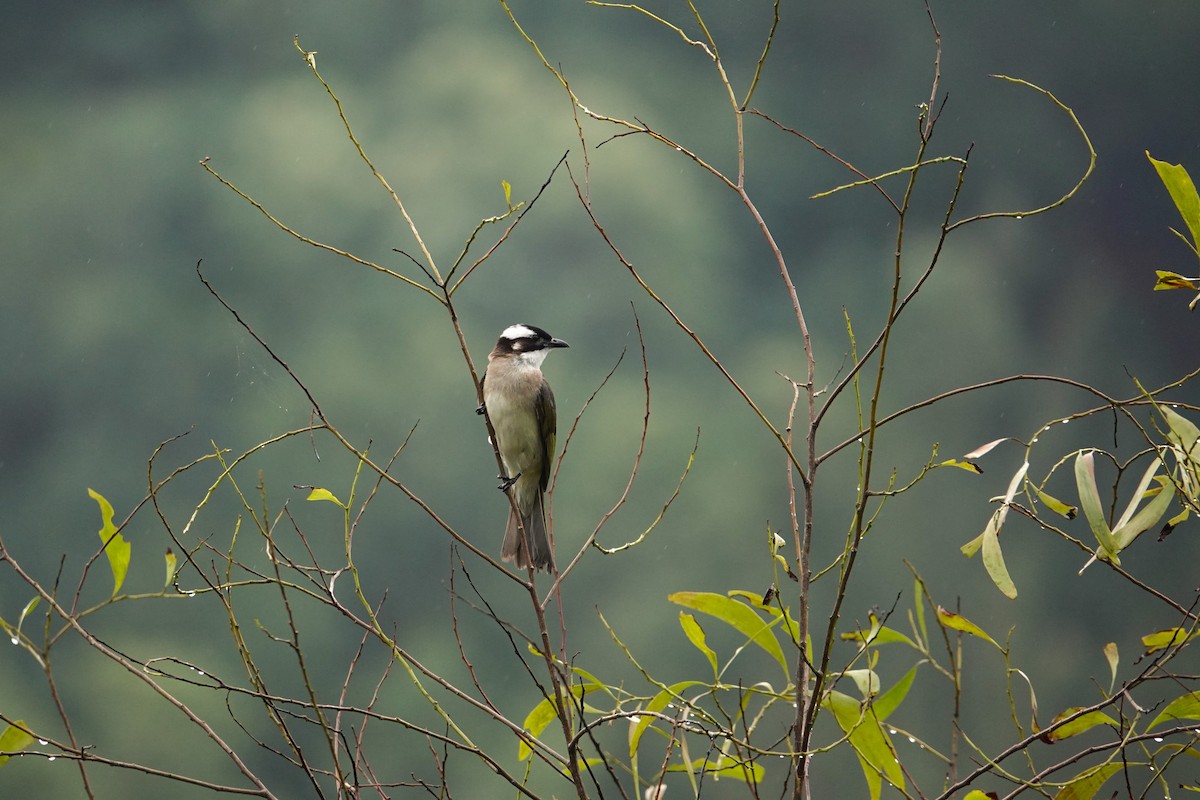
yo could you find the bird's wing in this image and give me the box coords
[536,381,557,491]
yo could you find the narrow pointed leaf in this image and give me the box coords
[1148,152,1200,250]
[964,438,1009,459]
[1043,708,1117,742]
[1074,452,1118,559]
[1148,690,1200,731]
[1054,762,1126,800]
[1112,475,1174,550]
[936,606,1000,649]
[1035,486,1077,519]
[981,508,1018,598]
[0,722,34,767]
[1163,406,1200,472]
[1103,642,1119,691]
[940,458,983,474]
[519,683,603,760]
[164,548,178,589]
[629,680,704,755]
[873,663,919,721]
[823,690,905,798]
[89,488,131,597]
[679,613,718,676]
[665,756,765,782]
[668,592,787,677]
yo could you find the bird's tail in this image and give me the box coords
[501,493,553,571]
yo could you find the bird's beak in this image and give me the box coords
[548,338,570,349]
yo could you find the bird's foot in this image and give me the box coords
[475,402,486,415]
[497,472,522,492]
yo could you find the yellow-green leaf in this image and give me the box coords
[1035,486,1078,519]
[1149,690,1200,731]
[1143,627,1200,654]
[518,683,603,760]
[1074,452,1118,561]
[939,458,983,474]
[1148,152,1200,251]
[89,488,130,597]
[163,548,178,589]
[629,680,703,755]
[1154,270,1200,291]
[502,179,513,208]
[1163,406,1200,474]
[936,606,1000,649]
[0,722,35,767]
[1054,762,1127,800]
[15,596,39,642]
[981,508,1018,599]
[305,487,344,507]
[1043,708,1117,742]
[668,592,787,678]
[873,663,919,721]
[823,690,904,799]
[679,612,718,677]
[1103,642,1118,691]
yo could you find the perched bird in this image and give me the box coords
[481,324,569,571]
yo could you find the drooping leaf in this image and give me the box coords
[1053,762,1127,800]
[89,488,131,597]
[823,690,905,799]
[164,548,178,590]
[963,438,1009,459]
[981,508,1018,599]
[0,722,34,767]
[1103,642,1119,691]
[1110,462,1175,551]
[1074,452,1118,562]
[1042,707,1117,742]
[936,606,1000,649]
[678,613,718,677]
[668,592,787,678]
[1163,406,1200,476]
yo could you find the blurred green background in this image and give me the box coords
[3,1,1199,796]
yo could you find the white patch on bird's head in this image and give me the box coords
[501,324,538,341]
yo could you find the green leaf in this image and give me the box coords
[1054,762,1127,800]
[1034,486,1077,519]
[1148,152,1200,253]
[502,179,513,208]
[1110,464,1174,551]
[1074,452,1119,562]
[679,613,718,677]
[629,680,704,756]
[823,690,905,799]
[668,592,787,678]
[1163,406,1200,475]
[873,663,919,721]
[936,606,1000,649]
[1148,690,1200,731]
[304,487,344,507]
[981,507,1018,599]
[89,488,130,597]
[1043,707,1117,742]
[840,614,917,649]
[518,683,603,760]
[0,722,35,767]
[163,548,178,590]
[15,596,39,642]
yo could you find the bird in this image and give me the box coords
[480,324,569,571]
